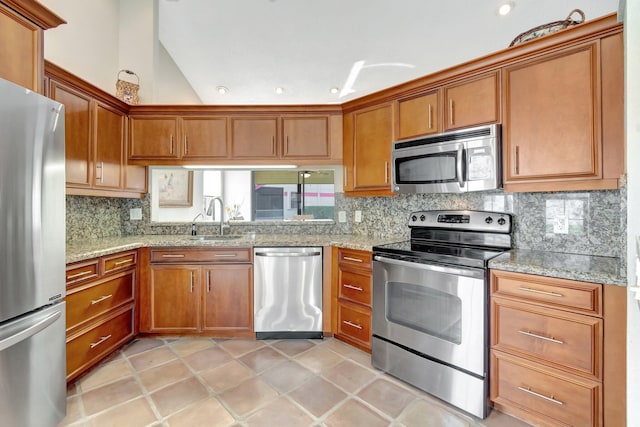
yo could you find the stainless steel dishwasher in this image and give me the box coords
[253,247,323,339]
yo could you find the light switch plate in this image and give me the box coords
[338,211,347,223]
[354,210,362,223]
[130,208,142,221]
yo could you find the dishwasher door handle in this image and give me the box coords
[255,251,321,257]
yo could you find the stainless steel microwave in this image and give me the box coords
[392,124,501,194]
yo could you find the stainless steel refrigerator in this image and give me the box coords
[0,77,67,426]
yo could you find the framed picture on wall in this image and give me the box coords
[158,170,193,207]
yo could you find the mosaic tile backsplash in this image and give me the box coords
[67,183,625,259]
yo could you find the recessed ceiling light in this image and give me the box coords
[275,87,285,95]
[216,86,229,94]
[330,87,339,94]
[498,2,514,16]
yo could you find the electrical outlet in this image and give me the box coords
[354,210,362,223]
[129,208,142,221]
[553,215,568,234]
[338,211,347,223]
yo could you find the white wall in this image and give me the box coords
[625,0,640,424]
[156,43,202,104]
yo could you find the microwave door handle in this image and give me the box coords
[456,144,465,188]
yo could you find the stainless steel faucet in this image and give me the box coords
[191,213,204,235]
[211,196,225,236]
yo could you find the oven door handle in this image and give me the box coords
[373,255,484,279]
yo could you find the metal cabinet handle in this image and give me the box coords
[162,254,185,258]
[518,330,564,344]
[384,161,389,184]
[67,270,94,280]
[343,256,363,263]
[515,145,520,175]
[114,259,133,266]
[428,104,433,129]
[343,167,348,188]
[96,161,104,183]
[449,99,454,126]
[190,272,194,293]
[517,386,564,406]
[184,135,188,155]
[170,135,174,154]
[207,271,211,292]
[343,320,362,330]
[214,254,237,257]
[271,136,275,154]
[285,136,289,154]
[90,334,112,349]
[343,284,363,292]
[518,287,563,298]
[91,294,113,305]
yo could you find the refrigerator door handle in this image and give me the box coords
[0,310,62,352]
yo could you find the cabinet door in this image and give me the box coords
[149,266,199,331]
[230,117,278,158]
[443,72,499,130]
[397,91,439,139]
[353,103,393,191]
[202,265,253,334]
[0,4,42,92]
[282,116,329,158]
[94,102,124,189]
[129,116,179,159]
[503,43,600,186]
[49,80,93,188]
[182,117,228,159]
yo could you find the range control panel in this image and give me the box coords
[408,210,512,233]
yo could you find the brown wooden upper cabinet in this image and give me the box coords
[230,117,278,158]
[282,116,329,158]
[443,72,500,131]
[182,117,228,159]
[502,34,623,192]
[343,103,395,196]
[396,91,439,140]
[0,1,64,93]
[129,116,181,159]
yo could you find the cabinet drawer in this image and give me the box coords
[338,248,371,270]
[491,270,602,315]
[151,248,251,264]
[491,350,601,427]
[337,302,371,346]
[66,306,135,380]
[492,298,602,378]
[66,271,135,330]
[339,270,372,306]
[66,260,99,286]
[103,251,137,275]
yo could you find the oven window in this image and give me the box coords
[386,281,462,344]
[396,153,457,183]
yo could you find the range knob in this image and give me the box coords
[420,214,426,221]
[485,216,493,224]
[411,215,418,222]
[497,217,506,226]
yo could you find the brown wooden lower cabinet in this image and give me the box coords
[141,247,254,338]
[490,269,626,427]
[65,250,138,383]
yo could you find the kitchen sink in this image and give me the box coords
[189,235,243,241]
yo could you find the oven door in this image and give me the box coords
[372,255,486,376]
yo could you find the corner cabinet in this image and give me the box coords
[502,33,623,192]
[489,270,626,427]
[0,0,64,93]
[343,103,395,196]
[46,62,147,198]
[140,247,253,337]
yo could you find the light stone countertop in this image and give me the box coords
[489,248,626,286]
[65,234,408,264]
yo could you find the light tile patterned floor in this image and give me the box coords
[59,338,531,427]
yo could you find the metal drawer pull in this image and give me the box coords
[162,254,185,258]
[114,259,133,266]
[343,320,362,330]
[518,330,564,344]
[67,270,94,279]
[214,254,237,257]
[343,284,363,292]
[517,386,564,406]
[343,256,363,263]
[518,287,563,297]
[190,272,194,293]
[91,294,113,305]
[90,334,112,349]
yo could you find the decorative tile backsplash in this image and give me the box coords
[67,181,625,260]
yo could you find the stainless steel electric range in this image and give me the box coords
[371,210,512,419]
